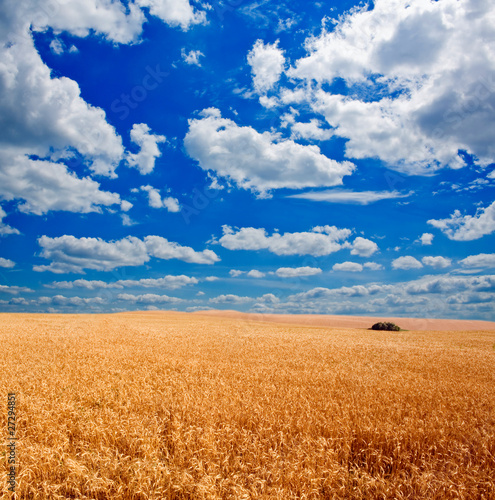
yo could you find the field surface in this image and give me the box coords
[1,312,495,499]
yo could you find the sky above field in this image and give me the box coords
[1,0,495,320]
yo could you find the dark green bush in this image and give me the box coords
[371,321,401,331]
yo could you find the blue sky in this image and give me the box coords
[1,0,495,320]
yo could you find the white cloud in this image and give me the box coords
[228,269,265,278]
[135,0,207,30]
[120,200,133,212]
[1,28,124,177]
[34,235,149,273]
[0,1,204,222]
[363,262,383,270]
[181,48,204,66]
[428,201,495,241]
[0,0,206,202]
[278,274,495,318]
[140,185,180,212]
[45,279,118,290]
[184,108,354,197]
[204,276,219,282]
[0,207,20,236]
[247,39,285,94]
[0,258,15,268]
[422,256,452,269]
[275,267,322,278]
[126,124,166,175]
[247,270,265,278]
[161,197,180,212]
[350,237,378,257]
[121,214,135,227]
[0,285,32,294]
[6,295,103,308]
[256,293,280,304]
[332,262,363,272]
[46,275,198,290]
[420,233,434,245]
[392,256,423,270]
[42,295,106,307]
[145,236,219,265]
[0,154,123,216]
[209,294,254,304]
[23,1,146,44]
[34,234,219,273]
[288,190,411,204]
[460,253,495,269]
[290,119,334,141]
[286,0,495,173]
[404,274,495,295]
[49,39,64,55]
[117,293,182,304]
[218,225,352,256]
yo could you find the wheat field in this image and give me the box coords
[1,312,494,499]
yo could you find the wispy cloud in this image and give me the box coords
[288,190,412,204]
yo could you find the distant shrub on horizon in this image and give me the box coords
[371,321,401,331]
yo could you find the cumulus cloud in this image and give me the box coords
[135,0,207,30]
[181,48,204,66]
[350,237,378,257]
[140,185,180,212]
[8,295,104,308]
[392,256,423,270]
[228,269,265,278]
[279,274,495,318]
[184,108,354,197]
[427,201,495,241]
[422,256,452,269]
[49,39,64,55]
[0,154,124,216]
[218,225,352,256]
[34,235,149,274]
[332,262,363,272]
[247,39,285,94]
[46,275,198,290]
[0,258,15,268]
[1,22,124,176]
[289,119,334,141]
[460,253,495,269]
[404,274,495,295]
[145,236,219,265]
[0,0,206,222]
[286,0,495,173]
[117,293,182,304]
[275,267,322,278]
[363,262,384,271]
[34,234,219,273]
[126,124,166,175]
[288,190,411,204]
[420,233,434,245]
[247,270,265,278]
[0,285,32,294]
[0,207,20,236]
[209,294,254,304]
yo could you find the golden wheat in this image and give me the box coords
[1,312,494,499]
